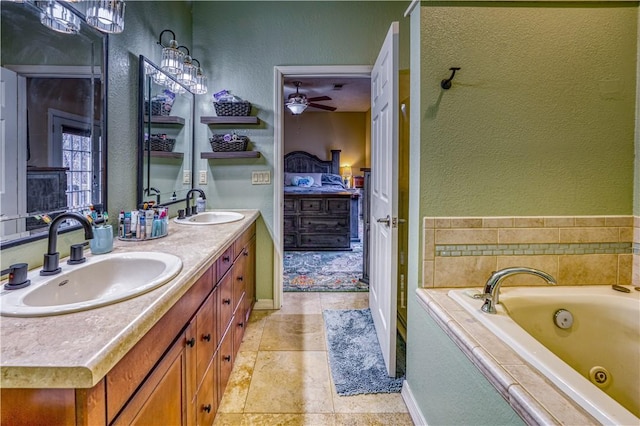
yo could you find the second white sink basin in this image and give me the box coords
[174,211,244,225]
[0,251,182,317]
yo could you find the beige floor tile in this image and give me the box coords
[214,412,337,426]
[331,390,409,414]
[334,412,414,425]
[277,293,323,315]
[241,310,273,351]
[259,314,327,351]
[218,351,258,413]
[244,350,334,414]
[319,292,369,311]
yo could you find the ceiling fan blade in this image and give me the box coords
[308,103,337,112]
[307,96,331,102]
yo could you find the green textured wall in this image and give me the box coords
[419,4,637,217]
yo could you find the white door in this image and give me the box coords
[369,22,399,377]
[0,67,24,238]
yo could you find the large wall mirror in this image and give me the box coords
[138,56,194,206]
[0,1,106,248]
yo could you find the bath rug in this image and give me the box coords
[323,308,404,395]
[283,235,367,292]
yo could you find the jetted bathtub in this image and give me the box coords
[448,285,639,425]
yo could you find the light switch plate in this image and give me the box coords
[183,170,191,184]
[251,171,271,185]
[198,170,207,185]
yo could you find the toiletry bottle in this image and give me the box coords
[196,197,206,213]
[124,212,131,238]
[139,213,146,239]
[118,210,124,238]
[171,191,177,201]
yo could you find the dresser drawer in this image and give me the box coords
[284,198,297,213]
[327,198,349,214]
[216,245,234,279]
[283,215,297,232]
[299,233,350,249]
[299,215,349,233]
[299,198,323,212]
[217,270,233,347]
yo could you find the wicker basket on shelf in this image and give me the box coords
[146,135,176,152]
[145,99,172,116]
[213,101,251,117]
[209,134,249,152]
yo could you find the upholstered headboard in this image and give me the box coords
[283,149,341,175]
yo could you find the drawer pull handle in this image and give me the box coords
[243,250,249,256]
[202,404,212,413]
[223,355,231,362]
[223,298,232,305]
[238,322,244,328]
[223,256,230,262]
[186,337,196,348]
[202,333,211,342]
[237,275,244,282]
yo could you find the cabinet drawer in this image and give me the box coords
[195,292,215,390]
[283,198,296,213]
[232,294,246,359]
[234,222,256,256]
[327,198,349,214]
[195,359,216,426]
[299,215,349,232]
[283,215,297,232]
[299,233,350,249]
[217,270,234,347]
[216,245,234,279]
[217,323,234,405]
[299,198,323,212]
[232,258,246,314]
[283,233,297,248]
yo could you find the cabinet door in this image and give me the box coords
[217,324,235,405]
[195,291,215,391]
[195,359,217,426]
[112,329,189,426]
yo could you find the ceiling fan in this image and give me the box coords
[286,81,337,114]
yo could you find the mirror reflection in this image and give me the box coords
[0,1,106,247]
[138,56,194,207]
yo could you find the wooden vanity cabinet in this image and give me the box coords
[0,222,256,426]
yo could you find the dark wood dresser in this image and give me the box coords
[284,192,352,250]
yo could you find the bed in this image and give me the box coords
[283,150,360,251]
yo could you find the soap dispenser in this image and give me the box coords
[196,197,206,213]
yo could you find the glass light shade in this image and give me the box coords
[37,1,80,34]
[166,79,186,94]
[192,68,208,95]
[286,98,308,115]
[86,0,125,34]
[151,70,168,86]
[178,56,196,87]
[161,40,184,75]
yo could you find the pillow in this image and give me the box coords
[321,173,346,188]
[292,176,314,187]
[284,172,322,187]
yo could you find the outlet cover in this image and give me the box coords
[251,171,271,185]
[198,170,207,185]
[183,170,191,184]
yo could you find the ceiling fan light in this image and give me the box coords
[286,101,308,115]
[37,0,80,34]
[86,0,125,34]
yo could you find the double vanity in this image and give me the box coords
[0,210,259,425]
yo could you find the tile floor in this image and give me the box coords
[213,292,413,425]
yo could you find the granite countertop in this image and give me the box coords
[416,288,598,426]
[0,209,260,389]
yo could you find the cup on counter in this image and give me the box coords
[90,225,114,255]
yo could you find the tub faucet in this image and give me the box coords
[41,213,94,276]
[185,188,206,216]
[481,267,556,314]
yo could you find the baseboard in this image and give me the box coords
[254,299,275,310]
[402,380,428,426]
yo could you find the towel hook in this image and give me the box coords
[441,67,461,90]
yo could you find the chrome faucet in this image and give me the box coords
[41,213,94,276]
[184,188,206,216]
[481,267,556,313]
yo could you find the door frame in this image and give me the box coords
[272,65,372,309]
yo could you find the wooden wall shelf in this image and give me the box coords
[200,116,259,125]
[145,116,185,125]
[147,151,184,159]
[201,151,261,159]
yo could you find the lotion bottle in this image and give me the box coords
[196,197,206,213]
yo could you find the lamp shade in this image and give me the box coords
[86,0,125,34]
[341,166,352,177]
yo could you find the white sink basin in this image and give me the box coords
[174,211,244,225]
[0,251,182,317]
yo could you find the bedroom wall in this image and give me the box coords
[284,112,367,173]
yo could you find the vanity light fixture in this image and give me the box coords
[191,59,208,95]
[36,0,81,34]
[158,29,184,76]
[177,46,196,88]
[86,0,125,34]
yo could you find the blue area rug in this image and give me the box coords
[323,308,405,396]
[283,239,368,292]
